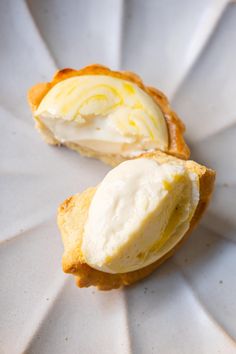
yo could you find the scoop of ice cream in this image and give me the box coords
[82,158,199,273]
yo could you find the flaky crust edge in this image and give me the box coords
[28,64,190,164]
[57,151,215,290]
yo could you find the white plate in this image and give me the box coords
[1,1,236,353]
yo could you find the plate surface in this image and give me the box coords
[1,1,236,353]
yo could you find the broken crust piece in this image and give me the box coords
[28,64,190,166]
[58,152,215,290]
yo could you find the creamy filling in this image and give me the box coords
[39,115,160,156]
[82,158,199,273]
[35,75,168,157]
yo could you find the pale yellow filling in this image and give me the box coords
[35,75,168,157]
[82,158,199,273]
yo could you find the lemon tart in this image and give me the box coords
[58,152,215,290]
[28,64,189,165]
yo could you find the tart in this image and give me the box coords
[58,151,215,290]
[28,64,189,166]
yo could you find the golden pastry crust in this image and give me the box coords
[58,151,215,290]
[28,64,190,164]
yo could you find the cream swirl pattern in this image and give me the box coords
[35,75,168,157]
